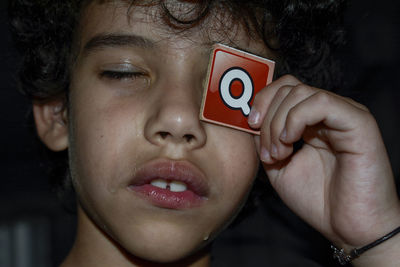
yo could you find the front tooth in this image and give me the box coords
[169,181,187,192]
[151,179,168,189]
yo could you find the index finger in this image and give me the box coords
[248,75,302,128]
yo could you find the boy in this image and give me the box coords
[9,0,400,266]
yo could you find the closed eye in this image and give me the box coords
[100,70,144,80]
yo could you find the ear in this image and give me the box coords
[33,99,68,151]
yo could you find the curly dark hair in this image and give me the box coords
[8,0,346,202]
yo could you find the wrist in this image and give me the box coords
[351,229,400,267]
[332,205,400,266]
[331,226,400,266]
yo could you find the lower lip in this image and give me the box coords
[129,184,206,209]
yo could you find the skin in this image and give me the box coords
[248,77,400,266]
[36,2,263,266]
[32,1,400,267]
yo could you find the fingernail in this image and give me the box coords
[260,147,271,162]
[280,128,287,142]
[248,108,260,125]
[271,143,278,158]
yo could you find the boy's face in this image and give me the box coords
[67,0,268,262]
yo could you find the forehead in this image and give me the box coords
[76,0,269,56]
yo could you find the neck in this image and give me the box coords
[60,205,211,267]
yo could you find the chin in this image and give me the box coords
[118,239,212,265]
[108,220,213,264]
[127,243,210,265]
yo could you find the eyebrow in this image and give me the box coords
[82,33,156,54]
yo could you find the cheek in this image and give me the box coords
[195,126,259,238]
[68,85,147,200]
[206,125,259,207]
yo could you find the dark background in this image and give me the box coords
[1,1,399,266]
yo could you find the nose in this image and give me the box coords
[144,78,207,150]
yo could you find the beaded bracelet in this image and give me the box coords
[331,226,400,265]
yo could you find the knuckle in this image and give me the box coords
[290,84,314,98]
[269,117,281,138]
[253,85,269,103]
[313,90,332,104]
[286,107,298,127]
[360,109,376,125]
[251,91,263,106]
[343,96,354,102]
[357,102,370,113]
[343,96,370,112]
[275,85,293,98]
[280,74,300,85]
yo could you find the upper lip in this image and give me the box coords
[128,159,209,197]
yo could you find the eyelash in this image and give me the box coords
[100,70,144,80]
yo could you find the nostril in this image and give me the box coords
[154,131,198,144]
[158,131,169,139]
[183,134,195,143]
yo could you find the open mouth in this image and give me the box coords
[150,179,188,192]
[128,160,209,209]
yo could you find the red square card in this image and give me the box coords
[200,44,275,134]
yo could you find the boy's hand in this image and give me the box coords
[248,75,400,264]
